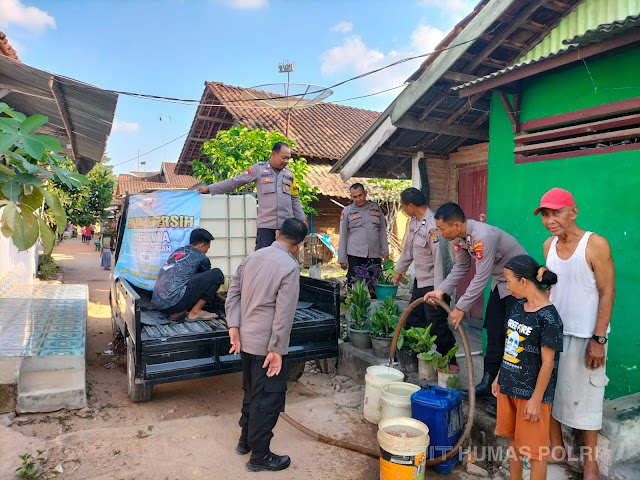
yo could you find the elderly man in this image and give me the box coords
[424,202,527,401]
[226,218,307,472]
[391,188,456,361]
[338,183,389,283]
[537,188,614,480]
[197,142,306,250]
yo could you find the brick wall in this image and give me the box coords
[311,195,346,235]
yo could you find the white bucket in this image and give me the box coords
[380,382,421,421]
[364,366,404,424]
[378,417,430,480]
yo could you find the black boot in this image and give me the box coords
[460,372,495,399]
[236,431,250,455]
[246,452,291,472]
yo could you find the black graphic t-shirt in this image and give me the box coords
[151,246,211,311]
[498,300,563,404]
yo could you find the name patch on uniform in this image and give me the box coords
[474,241,484,260]
[429,228,439,244]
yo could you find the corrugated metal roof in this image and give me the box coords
[0,55,117,174]
[451,44,578,91]
[563,13,640,45]
[519,0,640,63]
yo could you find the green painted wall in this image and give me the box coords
[487,47,640,399]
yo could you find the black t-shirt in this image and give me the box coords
[498,300,563,404]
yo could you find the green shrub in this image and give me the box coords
[38,254,57,280]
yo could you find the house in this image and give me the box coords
[113,161,201,203]
[333,1,640,475]
[174,82,381,236]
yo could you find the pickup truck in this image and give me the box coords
[109,192,340,403]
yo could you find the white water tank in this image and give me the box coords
[199,194,257,286]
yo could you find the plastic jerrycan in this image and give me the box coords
[410,385,463,475]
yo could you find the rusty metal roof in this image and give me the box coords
[0,55,118,174]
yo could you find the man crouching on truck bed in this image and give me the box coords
[227,218,307,473]
[151,228,224,321]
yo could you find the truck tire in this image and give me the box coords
[110,292,123,340]
[286,361,306,382]
[127,337,152,403]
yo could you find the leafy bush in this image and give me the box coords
[37,254,57,280]
[15,450,46,479]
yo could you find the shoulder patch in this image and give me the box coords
[291,178,299,196]
[474,241,484,260]
[429,228,439,243]
[340,212,344,221]
[453,243,460,253]
[244,167,253,175]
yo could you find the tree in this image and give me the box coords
[0,103,87,254]
[192,126,319,215]
[47,156,115,227]
[366,178,412,242]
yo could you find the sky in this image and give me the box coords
[0,0,477,175]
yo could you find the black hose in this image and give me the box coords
[280,296,476,466]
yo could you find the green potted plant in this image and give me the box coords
[346,280,372,349]
[368,295,400,358]
[372,259,406,300]
[396,328,420,373]
[410,325,438,381]
[436,345,460,389]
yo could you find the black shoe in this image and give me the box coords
[246,452,291,472]
[460,372,495,399]
[236,439,250,455]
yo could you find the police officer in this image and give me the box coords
[338,183,390,282]
[391,188,456,360]
[226,218,308,472]
[424,202,527,399]
[197,142,306,250]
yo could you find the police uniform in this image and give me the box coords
[337,201,390,282]
[437,219,527,381]
[395,209,456,357]
[225,242,300,461]
[207,162,306,249]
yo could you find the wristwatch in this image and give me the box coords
[592,335,607,344]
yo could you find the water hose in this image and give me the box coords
[280,297,476,464]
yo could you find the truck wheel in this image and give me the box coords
[110,292,123,340]
[127,337,152,403]
[286,361,306,382]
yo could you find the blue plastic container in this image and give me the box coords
[411,386,463,475]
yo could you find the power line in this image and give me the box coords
[111,133,188,168]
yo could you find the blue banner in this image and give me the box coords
[114,191,201,290]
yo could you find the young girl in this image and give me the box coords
[492,255,563,480]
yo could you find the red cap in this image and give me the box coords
[534,188,575,215]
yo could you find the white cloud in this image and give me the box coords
[418,0,476,23]
[320,22,445,96]
[0,0,55,32]
[226,0,268,9]
[330,21,353,34]
[112,119,140,134]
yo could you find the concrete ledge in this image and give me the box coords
[17,369,86,413]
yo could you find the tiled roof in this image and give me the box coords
[175,82,380,173]
[116,180,169,195]
[161,162,200,188]
[305,162,377,199]
[0,31,19,61]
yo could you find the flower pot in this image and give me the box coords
[371,336,393,358]
[437,365,460,389]
[418,357,437,382]
[396,349,418,373]
[349,327,371,350]
[375,283,398,301]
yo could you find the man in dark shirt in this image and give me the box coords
[151,228,224,320]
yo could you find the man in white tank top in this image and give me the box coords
[536,188,615,480]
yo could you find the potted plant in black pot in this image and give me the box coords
[346,280,372,349]
[396,328,420,373]
[368,295,400,358]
